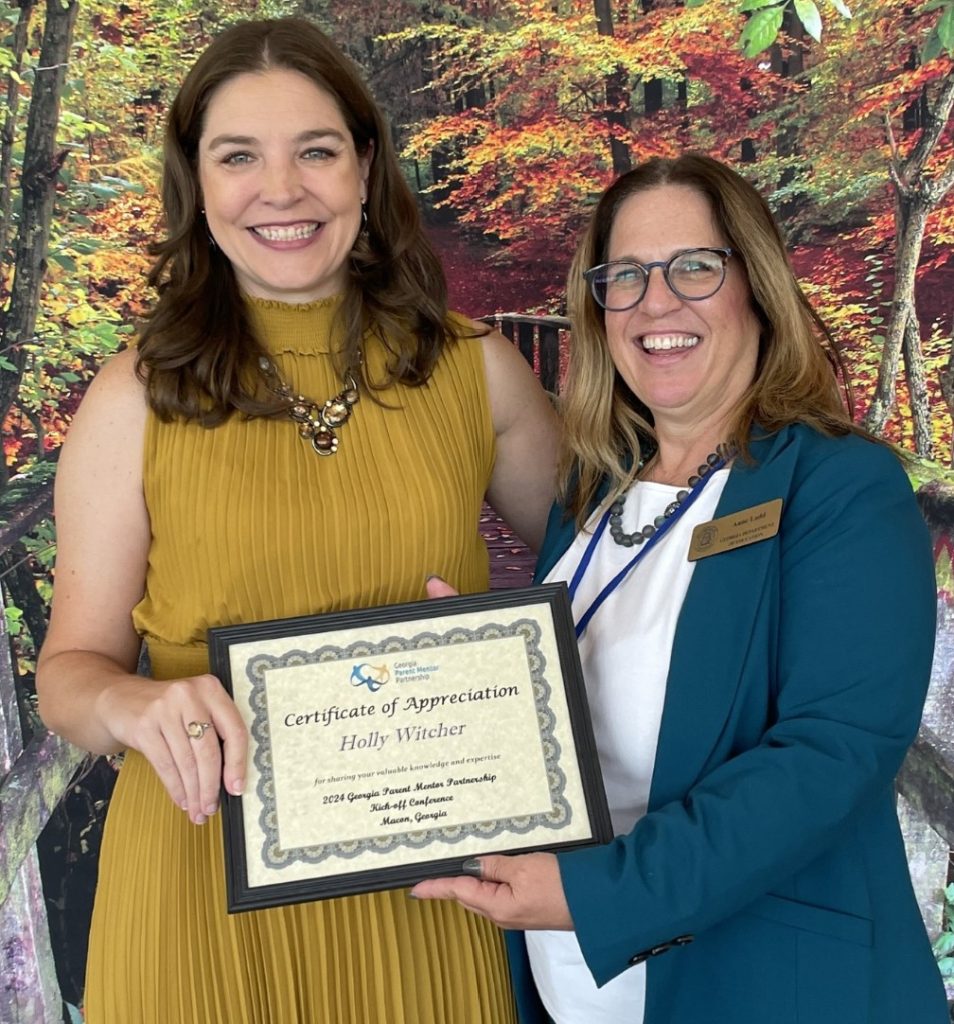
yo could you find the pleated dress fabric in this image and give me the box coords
[83,297,517,1024]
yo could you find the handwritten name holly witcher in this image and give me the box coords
[340,721,466,751]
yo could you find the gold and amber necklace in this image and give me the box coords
[257,354,360,456]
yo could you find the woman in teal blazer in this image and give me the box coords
[414,155,948,1023]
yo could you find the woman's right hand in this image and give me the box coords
[102,671,248,824]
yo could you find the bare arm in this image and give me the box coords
[481,328,560,552]
[36,349,246,824]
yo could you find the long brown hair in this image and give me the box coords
[136,17,456,424]
[561,153,869,523]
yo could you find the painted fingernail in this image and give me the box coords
[233,779,245,795]
[461,858,482,877]
[205,803,218,816]
[194,814,207,826]
[407,891,420,900]
[425,574,445,583]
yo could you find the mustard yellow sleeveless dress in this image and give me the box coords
[84,298,517,1024]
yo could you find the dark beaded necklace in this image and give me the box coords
[258,355,360,456]
[608,446,729,548]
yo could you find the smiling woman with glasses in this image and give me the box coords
[411,153,947,1024]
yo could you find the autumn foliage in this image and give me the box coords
[1,0,953,473]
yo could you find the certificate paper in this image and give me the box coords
[208,583,611,912]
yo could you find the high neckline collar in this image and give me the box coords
[245,294,343,355]
[244,294,343,313]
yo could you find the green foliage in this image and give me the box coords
[922,0,954,56]
[741,6,785,56]
[934,882,954,977]
[3,604,23,638]
[696,0,855,54]
[793,0,823,41]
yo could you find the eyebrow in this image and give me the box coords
[609,246,723,261]
[204,128,348,150]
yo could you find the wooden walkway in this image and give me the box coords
[480,503,536,589]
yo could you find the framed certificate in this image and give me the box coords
[208,583,611,912]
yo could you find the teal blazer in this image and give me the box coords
[506,424,948,1024]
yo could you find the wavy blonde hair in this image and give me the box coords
[560,153,867,524]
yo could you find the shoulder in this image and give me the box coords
[59,347,148,467]
[753,423,910,497]
[83,346,146,407]
[447,316,522,372]
[444,313,523,365]
[762,426,928,574]
[450,315,557,432]
[780,424,912,500]
[480,326,532,388]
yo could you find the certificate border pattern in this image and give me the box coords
[244,619,570,869]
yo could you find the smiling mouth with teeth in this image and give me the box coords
[251,223,320,242]
[641,334,701,352]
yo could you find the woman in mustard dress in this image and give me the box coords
[36,18,558,1023]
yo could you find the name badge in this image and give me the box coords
[688,498,783,561]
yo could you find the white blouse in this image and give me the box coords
[527,469,729,1023]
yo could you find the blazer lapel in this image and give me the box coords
[648,426,803,808]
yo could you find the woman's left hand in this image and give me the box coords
[410,852,574,930]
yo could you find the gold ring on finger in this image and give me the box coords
[186,720,212,740]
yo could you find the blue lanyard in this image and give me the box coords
[568,455,728,639]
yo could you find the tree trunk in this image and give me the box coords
[864,197,929,435]
[864,69,954,438]
[0,0,79,430]
[770,9,806,224]
[940,342,954,467]
[739,74,757,163]
[0,0,38,260]
[594,0,632,175]
[901,307,932,457]
[902,47,928,133]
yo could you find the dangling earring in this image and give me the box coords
[360,201,369,234]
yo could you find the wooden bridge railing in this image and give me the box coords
[0,469,83,1023]
[480,312,570,394]
[0,315,951,1017]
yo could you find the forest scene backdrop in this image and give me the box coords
[1,0,954,1018]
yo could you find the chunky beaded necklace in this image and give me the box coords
[608,445,730,547]
[258,354,360,456]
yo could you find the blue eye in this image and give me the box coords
[671,251,722,276]
[604,264,644,288]
[221,152,253,166]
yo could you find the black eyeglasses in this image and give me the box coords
[583,247,734,311]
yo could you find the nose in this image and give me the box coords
[639,264,682,316]
[260,158,304,206]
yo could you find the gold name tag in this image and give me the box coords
[688,498,783,561]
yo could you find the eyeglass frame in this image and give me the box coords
[583,247,735,311]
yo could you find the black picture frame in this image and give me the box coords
[208,582,611,913]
